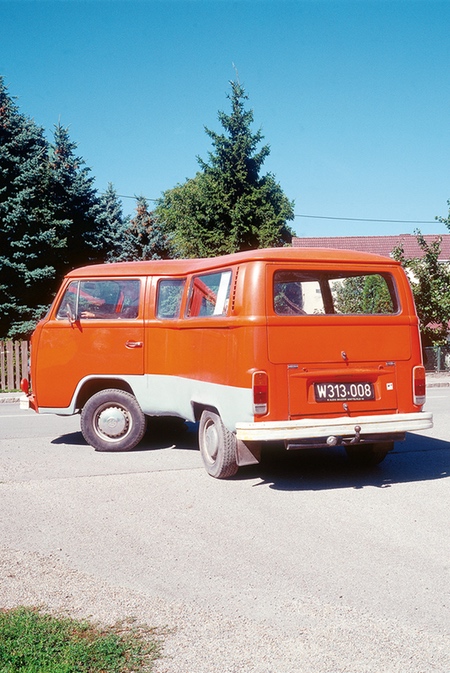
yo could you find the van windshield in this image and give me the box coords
[273,270,399,316]
[56,279,141,320]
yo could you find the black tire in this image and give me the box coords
[198,410,238,479]
[81,389,147,452]
[345,442,393,466]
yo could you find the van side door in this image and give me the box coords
[34,277,145,409]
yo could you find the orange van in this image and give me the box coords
[20,247,432,478]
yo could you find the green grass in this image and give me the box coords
[0,607,161,673]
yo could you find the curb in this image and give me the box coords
[0,393,21,404]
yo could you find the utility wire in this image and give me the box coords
[294,214,437,224]
[117,194,438,225]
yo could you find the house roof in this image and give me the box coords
[292,234,450,260]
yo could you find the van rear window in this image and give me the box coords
[273,270,399,316]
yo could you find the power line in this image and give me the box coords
[116,194,438,225]
[295,214,437,224]
[117,194,158,202]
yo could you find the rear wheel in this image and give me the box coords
[81,388,147,452]
[198,410,238,479]
[345,442,393,466]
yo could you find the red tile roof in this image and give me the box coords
[292,234,450,260]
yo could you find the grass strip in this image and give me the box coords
[0,607,161,673]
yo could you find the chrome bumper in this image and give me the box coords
[235,412,433,442]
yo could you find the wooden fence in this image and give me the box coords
[0,340,29,392]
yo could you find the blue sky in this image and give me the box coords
[1,0,450,238]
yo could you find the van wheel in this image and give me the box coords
[345,442,393,466]
[199,410,238,479]
[81,389,147,452]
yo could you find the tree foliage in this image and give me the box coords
[436,198,450,230]
[110,196,173,262]
[0,78,134,338]
[393,232,450,345]
[155,80,294,257]
[0,79,64,337]
[97,183,131,262]
[332,274,393,315]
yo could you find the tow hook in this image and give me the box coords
[342,425,361,446]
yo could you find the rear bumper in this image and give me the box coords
[235,412,433,442]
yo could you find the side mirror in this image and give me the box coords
[66,303,79,324]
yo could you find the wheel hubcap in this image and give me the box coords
[96,406,129,439]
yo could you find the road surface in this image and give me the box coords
[0,391,449,672]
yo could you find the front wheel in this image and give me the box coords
[198,410,238,479]
[81,388,147,452]
[345,442,394,466]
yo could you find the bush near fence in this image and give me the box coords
[0,341,29,392]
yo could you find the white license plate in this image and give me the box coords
[314,382,375,402]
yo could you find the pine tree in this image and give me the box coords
[0,77,62,338]
[97,183,131,262]
[0,78,110,338]
[116,196,172,261]
[48,123,102,272]
[155,80,294,258]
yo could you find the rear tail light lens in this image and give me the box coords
[413,366,426,406]
[20,378,29,395]
[253,371,268,415]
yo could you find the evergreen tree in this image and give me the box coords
[155,80,294,257]
[115,196,172,262]
[0,78,62,338]
[0,78,110,338]
[48,123,102,271]
[97,183,131,262]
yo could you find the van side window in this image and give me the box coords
[56,279,141,320]
[187,271,232,317]
[157,279,186,319]
[273,271,398,315]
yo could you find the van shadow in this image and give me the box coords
[238,434,450,491]
[51,425,450,492]
[51,419,199,451]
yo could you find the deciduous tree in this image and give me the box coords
[393,232,450,345]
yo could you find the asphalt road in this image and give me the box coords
[0,391,449,673]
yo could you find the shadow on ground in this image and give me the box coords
[52,420,450,491]
[51,418,199,451]
[238,433,450,491]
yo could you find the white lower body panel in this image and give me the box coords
[29,373,254,432]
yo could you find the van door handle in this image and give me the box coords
[125,341,143,349]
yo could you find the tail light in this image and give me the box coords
[253,371,268,415]
[413,366,426,406]
[20,378,29,395]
